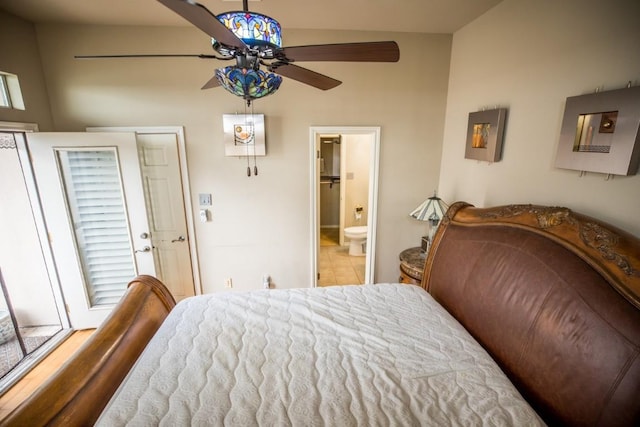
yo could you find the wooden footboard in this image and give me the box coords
[0,275,176,427]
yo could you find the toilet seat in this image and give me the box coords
[344,226,367,238]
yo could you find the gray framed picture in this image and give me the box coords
[465,108,507,162]
[555,86,640,176]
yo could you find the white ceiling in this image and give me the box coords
[0,0,502,34]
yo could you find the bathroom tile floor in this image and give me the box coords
[318,228,365,287]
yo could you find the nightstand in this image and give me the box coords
[399,247,426,286]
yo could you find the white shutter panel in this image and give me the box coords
[57,149,135,306]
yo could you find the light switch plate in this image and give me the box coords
[199,193,212,206]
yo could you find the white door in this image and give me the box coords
[136,133,195,301]
[27,132,155,329]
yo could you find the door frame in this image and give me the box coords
[88,126,202,295]
[309,126,380,286]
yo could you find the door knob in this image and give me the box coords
[135,246,151,253]
[171,236,186,243]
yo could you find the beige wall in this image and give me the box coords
[0,11,53,129]
[439,0,640,237]
[343,134,370,229]
[27,24,451,291]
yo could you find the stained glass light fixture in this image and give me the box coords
[215,67,282,102]
[213,11,283,104]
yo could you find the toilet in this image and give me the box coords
[344,226,368,256]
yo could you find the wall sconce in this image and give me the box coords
[409,192,449,254]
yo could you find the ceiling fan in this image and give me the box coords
[76,0,400,105]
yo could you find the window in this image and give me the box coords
[0,74,10,108]
[0,72,25,110]
[56,149,136,306]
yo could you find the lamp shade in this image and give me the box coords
[215,66,283,101]
[409,193,448,225]
[213,11,282,58]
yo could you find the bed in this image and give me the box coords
[2,202,639,426]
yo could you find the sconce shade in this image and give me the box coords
[215,66,283,101]
[409,193,449,226]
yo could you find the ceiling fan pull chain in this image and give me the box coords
[252,101,258,176]
[245,101,251,176]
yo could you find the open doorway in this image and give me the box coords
[24,127,199,329]
[0,124,72,393]
[310,127,380,287]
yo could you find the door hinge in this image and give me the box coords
[317,150,320,159]
[317,273,320,280]
[65,303,70,314]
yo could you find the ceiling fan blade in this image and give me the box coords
[280,41,399,63]
[157,0,247,50]
[271,63,341,90]
[74,54,218,59]
[201,75,221,90]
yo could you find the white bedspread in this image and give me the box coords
[98,284,543,426]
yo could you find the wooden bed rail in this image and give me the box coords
[1,275,176,427]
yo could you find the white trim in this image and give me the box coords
[87,126,202,295]
[309,126,380,286]
[0,121,38,132]
[339,138,346,246]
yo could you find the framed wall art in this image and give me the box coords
[555,85,640,176]
[464,108,507,162]
[223,114,266,157]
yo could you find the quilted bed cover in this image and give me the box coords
[97,284,543,426]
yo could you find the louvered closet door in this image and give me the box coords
[27,132,155,329]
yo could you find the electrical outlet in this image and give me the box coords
[263,275,270,289]
[225,277,232,288]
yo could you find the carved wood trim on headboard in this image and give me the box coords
[424,202,640,309]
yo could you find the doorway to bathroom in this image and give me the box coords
[310,127,380,287]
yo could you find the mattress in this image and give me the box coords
[98,284,543,426]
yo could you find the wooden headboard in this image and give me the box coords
[423,202,640,426]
